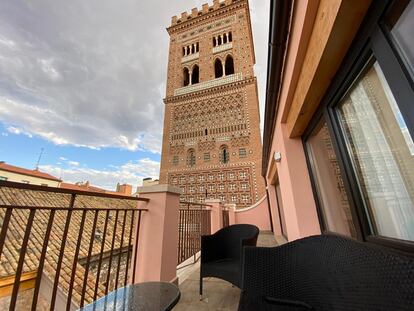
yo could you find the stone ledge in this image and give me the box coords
[137,184,182,195]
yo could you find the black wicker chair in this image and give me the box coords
[200,224,259,297]
[239,234,414,310]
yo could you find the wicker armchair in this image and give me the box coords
[200,224,259,297]
[239,234,414,310]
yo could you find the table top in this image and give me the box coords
[78,282,180,311]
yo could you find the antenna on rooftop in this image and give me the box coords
[35,148,44,170]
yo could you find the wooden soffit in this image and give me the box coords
[286,0,372,138]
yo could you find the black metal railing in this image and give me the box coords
[0,181,148,310]
[177,201,211,266]
[222,207,230,228]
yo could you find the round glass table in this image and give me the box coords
[78,282,180,311]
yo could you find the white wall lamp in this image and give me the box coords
[273,151,282,162]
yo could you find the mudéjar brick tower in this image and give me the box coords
[160,0,266,209]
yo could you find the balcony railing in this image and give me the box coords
[212,42,233,54]
[222,207,230,228]
[174,73,243,96]
[0,181,148,310]
[177,201,211,266]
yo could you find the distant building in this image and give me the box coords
[159,0,266,209]
[0,161,61,187]
[61,181,134,196]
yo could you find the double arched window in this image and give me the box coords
[214,59,223,78]
[225,55,234,75]
[183,64,199,86]
[219,145,230,164]
[183,68,190,86]
[214,55,234,78]
[187,149,196,167]
[191,65,199,84]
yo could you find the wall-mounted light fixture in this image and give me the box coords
[274,151,282,162]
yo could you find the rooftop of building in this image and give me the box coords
[0,161,62,182]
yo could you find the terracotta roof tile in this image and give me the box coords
[0,162,61,182]
[0,185,138,306]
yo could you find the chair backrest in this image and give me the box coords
[264,235,414,310]
[216,224,259,260]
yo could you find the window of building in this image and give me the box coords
[229,183,236,191]
[187,149,196,167]
[183,67,190,86]
[204,152,210,162]
[303,1,414,249]
[208,174,214,181]
[241,183,248,191]
[218,173,225,180]
[219,145,229,164]
[213,37,217,47]
[214,59,223,78]
[336,60,414,241]
[191,65,199,84]
[225,55,234,75]
[229,173,234,179]
[228,31,233,42]
[231,194,237,202]
[385,0,414,78]
[219,184,225,191]
[239,171,247,179]
[209,184,215,192]
[239,148,247,158]
[219,194,226,202]
[173,155,179,166]
[306,118,357,239]
[199,185,205,192]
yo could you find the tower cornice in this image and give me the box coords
[163,77,256,104]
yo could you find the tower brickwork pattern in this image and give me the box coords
[160,0,266,209]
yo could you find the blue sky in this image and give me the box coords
[0,0,269,190]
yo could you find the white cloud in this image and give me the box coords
[39,158,160,191]
[59,156,67,161]
[6,125,32,138]
[0,0,268,152]
[68,161,79,166]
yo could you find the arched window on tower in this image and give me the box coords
[191,65,199,84]
[214,59,223,78]
[218,35,222,45]
[228,32,232,42]
[223,33,228,44]
[225,55,234,75]
[196,42,199,52]
[219,145,230,164]
[187,149,196,167]
[183,67,190,86]
[182,47,186,56]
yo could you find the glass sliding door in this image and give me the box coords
[306,118,357,238]
[337,60,414,241]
